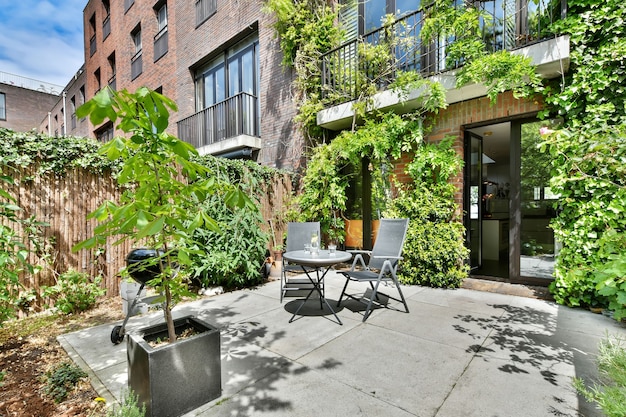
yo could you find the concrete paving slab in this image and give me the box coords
[435,353,582,417]
[297,324,475,416]
[190,363,417,417]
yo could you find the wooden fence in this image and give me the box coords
[1,164,293,299]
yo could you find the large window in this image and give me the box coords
[195,36,259,111]
[184,34,260,146]
[0,93,6,120]
[340,0,419,38]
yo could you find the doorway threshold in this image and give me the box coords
[462,277,554,301]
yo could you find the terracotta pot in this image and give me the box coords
[344,219,363,248]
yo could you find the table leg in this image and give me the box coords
[289,265,342,325]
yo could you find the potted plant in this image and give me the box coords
[73,87,252,417]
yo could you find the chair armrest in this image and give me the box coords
[371,255,403,261]
[348,249,371,255]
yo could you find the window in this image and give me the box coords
[340,0,418,38]
[131,26,143,79]
[70,96,77,129]
[89,13,97,56]
[94,68,101,92]
[124,0,134,12]
[95,122,114,142]
[103,0,111,40]
[196,0,217,27]
[154,3,168,61]
[0,93,6,120]
[108,52,116,90]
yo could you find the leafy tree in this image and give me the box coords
[74,87,253,343]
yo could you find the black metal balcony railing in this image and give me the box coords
[131,52,143,80]
[103,15,111,40]
[177,92,258,149]
[154,29,168,62]
[90,35,97,57]
[321,1,564,104]
[196,0,217,26]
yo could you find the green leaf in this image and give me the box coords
[136,216,165,239]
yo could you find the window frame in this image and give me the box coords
[0,92,6,121]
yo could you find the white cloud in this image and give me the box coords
[0,0,85,87]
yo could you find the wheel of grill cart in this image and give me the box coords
[111,325,125,344]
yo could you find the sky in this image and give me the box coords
[0,0,85,88]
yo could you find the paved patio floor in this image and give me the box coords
[59,272,626,416]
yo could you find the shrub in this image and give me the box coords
[184,194,269,289]
[42,270,106,314]
[386,137,469,288]
[43,362,87,403]
[105,389,146,417]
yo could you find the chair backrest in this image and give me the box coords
[285,222,321,252]
[369,218,409,270]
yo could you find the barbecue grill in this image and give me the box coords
[110,248,163,344]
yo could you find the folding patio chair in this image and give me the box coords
[280,221,321,302]
[337,218,410,321]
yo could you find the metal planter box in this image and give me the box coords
[127,316,221,417]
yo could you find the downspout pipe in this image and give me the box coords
[62,91,67,136]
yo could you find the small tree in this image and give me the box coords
[73,87,252,342]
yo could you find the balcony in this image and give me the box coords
[177,92,261,156]
[318,2,569,130]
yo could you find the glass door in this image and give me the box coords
[466,133,483,271]
[517,120,559,282]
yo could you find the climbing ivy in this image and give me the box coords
[0,128,118,176]
[539,0,626,312]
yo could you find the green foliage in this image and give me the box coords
[542,125,626,310]
[538,0,626,312]
[183,194,269,289]
[594,229,626,320]
[386,138,469,287]
[296,112,426,240]
[422,0,541,103]
[263,0,342,141]
[43,362,87,403]
[73,87,254,343]
[574,335,626,417]
[543,0,626,128]
[0,168,50,325]
[0,128,117,176]
[42,269,106,314]
[105,389,146,417]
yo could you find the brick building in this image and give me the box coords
[0,72,62,133]
[41,66,91,138]
[68,0,300,170]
